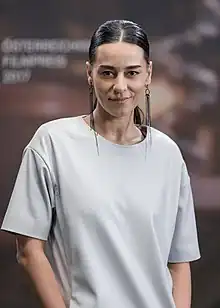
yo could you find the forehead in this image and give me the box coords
[94,42,145,67]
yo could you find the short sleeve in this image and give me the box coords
[1,147,55,240]
[168,162,201,263]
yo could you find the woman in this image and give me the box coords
[1,20,200,308]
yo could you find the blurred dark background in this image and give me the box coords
[0,1,220,307]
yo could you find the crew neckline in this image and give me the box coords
[78,115,149,149]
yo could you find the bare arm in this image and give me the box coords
[16,235,66,308]
[168,262,191,308]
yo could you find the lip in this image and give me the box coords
[108,97,131,101]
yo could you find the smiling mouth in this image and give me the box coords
[108,97,131,101]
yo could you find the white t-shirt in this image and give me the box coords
[1,115,200,308]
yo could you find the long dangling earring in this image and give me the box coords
[89,83,95,130]
[89,83,99,155]
[144,85,152,158]
[145,85,151,128]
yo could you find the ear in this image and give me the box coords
[146,61,153,86]
[86,61,93,86]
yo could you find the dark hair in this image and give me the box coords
[88,19,151,130]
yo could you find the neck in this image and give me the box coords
[90,105,141,144]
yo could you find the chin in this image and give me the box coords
[98,100,136,118]
[109,108,134,119]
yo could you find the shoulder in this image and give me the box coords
[37,116,82,136]
[151,127,182,157]
[26,116,84,153]
[150,127,190,183]
[150,127,184,168]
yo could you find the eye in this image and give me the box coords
[100,71,114,77]
[126,71,140,77]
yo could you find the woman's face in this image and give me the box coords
[87,42,152,118]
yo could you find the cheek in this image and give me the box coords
[130,76,146,91]
[93,79,110,98]
[131,82,145,98]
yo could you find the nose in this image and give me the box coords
[113,75,127,94]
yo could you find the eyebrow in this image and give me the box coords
[98,65,142,70]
